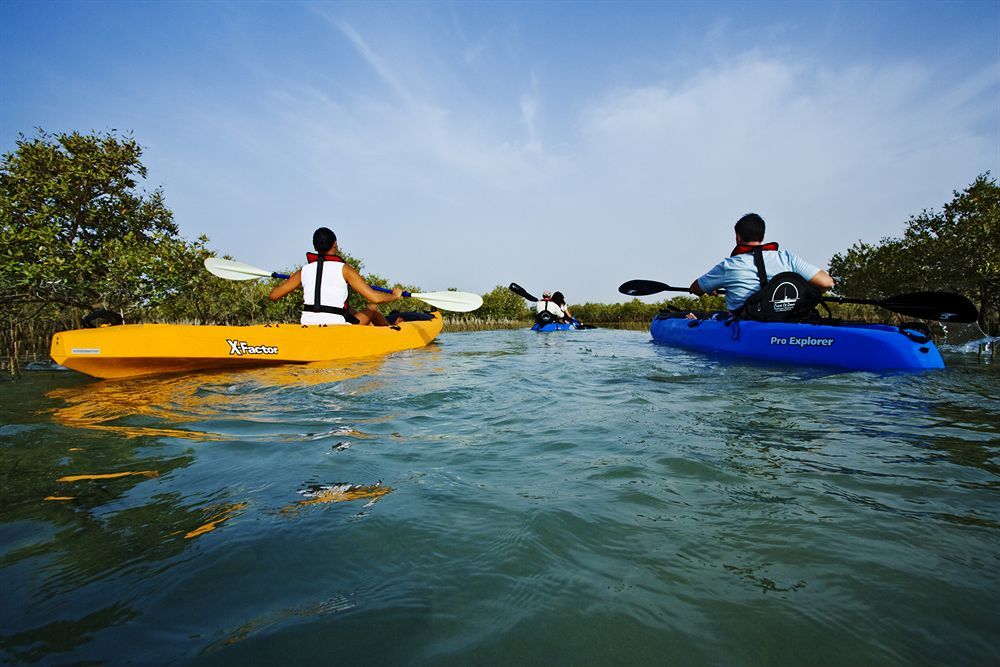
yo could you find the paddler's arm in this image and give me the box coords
[269,270,302,301]
[343,264,403,303]
[687,277,722,319]
[689,280,720,296]
[809,270,835,291]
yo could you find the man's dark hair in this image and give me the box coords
[313,227,337,253]
[734,213,765,242]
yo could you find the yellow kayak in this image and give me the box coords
[50,312,443,379]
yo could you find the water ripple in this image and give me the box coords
[1,328,997,664]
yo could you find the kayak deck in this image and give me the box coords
[51,312,443,379]
[650,313,944,371]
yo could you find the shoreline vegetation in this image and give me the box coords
[1,302,959,376]
[2,130,998,377]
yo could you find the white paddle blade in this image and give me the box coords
[204,257,272,281]
[412,291,483,312]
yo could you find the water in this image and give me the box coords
[1,328,998,665]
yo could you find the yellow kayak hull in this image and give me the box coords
[50,313,443,379]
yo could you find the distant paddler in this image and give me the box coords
[536,290,576,325]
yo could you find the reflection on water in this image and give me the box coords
[282,482,392,514]
[0,603,140,664]
[1,331,997,665]
[57,470,159,482]
[182,502,248,539]
[1,354,409,663]
[202,594,357,654]
[46,358,386,440]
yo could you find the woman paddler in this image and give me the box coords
[269,227,402,326]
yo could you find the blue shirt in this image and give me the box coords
[697,250,821,311]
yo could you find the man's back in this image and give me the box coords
[697,250,821,311]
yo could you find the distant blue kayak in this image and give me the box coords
[650,313,944,371]
[531,321,579,332]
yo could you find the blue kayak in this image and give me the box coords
[650,313,944,371]
[531,321,579,332]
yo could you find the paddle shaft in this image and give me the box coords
[617,279,977,322]
[370,285,413,298]
[263,272,408,296]
[649,288,958,313]
[215,263,405,296]
[204,257,482,311]
[325,280,482,311]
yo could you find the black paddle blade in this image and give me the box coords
[880,291,980,323]
[618,279,682,296]
[509,282,538,302]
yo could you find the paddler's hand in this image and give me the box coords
[391,286,404,301]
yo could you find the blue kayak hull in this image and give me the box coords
[649,316,944,371]
[531,322,578,332]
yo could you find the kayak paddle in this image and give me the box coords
[821,292,979,323]
[205,257,290,281]
[618,279,702,296]
[204,257,484,312]
[367,286,482,312]
[617,280,979,323]
[508,282,539,302]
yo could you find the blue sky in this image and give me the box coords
[2,1,998,303]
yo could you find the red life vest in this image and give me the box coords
[730,242,779,257]
[306,252,346,264]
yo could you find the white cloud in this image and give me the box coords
[164,30,998,303]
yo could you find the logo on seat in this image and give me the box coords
[770,281,800,313]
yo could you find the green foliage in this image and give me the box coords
[0,129,187,313]
[442,285,531,323]
[480,285,533,321]
[572,295,726,323]
[830,173,999,333]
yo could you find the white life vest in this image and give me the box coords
[301,255,350,325]
[536,299,565,317]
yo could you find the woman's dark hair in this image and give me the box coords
[551,291,566,306]
[313,227,337,253]
[734,213,765,242]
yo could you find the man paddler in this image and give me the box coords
[690,213,835,313]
